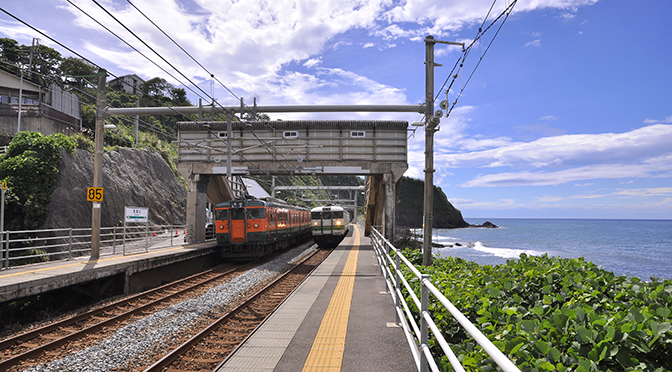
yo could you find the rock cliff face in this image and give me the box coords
[42,148,186,229]
[395,177,469,228]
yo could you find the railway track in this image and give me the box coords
[0,244,318,372]
[0,263,250,371]
[144,247,331,372]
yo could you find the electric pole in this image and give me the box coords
[422,36,464,267]
[91,68,106,260]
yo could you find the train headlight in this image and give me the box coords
[254,223,259,228]
[313,221,318,226]
[219,225,224,229]
[336,220,342,226]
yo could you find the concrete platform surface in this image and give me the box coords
[217,225,417,372]
[0,239,218,303]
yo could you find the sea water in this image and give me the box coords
[429,219,672,281]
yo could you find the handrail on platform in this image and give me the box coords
[370,227,520,372]
[1,224,215,270]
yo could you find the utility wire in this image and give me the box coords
[0,5,200,128]
[445,0,517,117]
[435,0,518,106]
[125,0,273,123]
[90,0,290,172]
[68,1,210,105]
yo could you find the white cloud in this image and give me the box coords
[644,115,672,124]
[439,124,672,169]
[33,0,599,108]
[524,39,541,47]
[614,187,672,197]
[303,58,322,68]
[460,156,672,187]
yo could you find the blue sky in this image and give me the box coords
[1,0,670,220]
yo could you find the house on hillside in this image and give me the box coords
[108,74,144,95]
[0,69,81,136]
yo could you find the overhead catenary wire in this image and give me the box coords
[67,1,212,106]
[0,5,290,174]
[0,58,179,139]
[0,6,199,127]
[435,0,518,110]
[1,56,182,140]
[87,0,290,172]
[445,0,517,117]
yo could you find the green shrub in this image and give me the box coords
[399,250,672,371]
[0,132,76,230]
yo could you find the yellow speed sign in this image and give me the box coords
[87,187,103,202]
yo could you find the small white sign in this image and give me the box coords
[125,206,148,223]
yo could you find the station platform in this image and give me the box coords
[217,225,416,372]
[0,239,219,303]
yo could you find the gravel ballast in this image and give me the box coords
[25,244,315,372]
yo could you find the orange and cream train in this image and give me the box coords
[214,196,311,260]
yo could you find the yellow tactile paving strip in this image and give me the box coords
[302,226,360,372]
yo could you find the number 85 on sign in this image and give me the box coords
[87,187,103,202]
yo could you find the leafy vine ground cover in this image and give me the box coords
[399,249,672,371]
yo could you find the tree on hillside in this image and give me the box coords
[25,43,62,86]
[59,56,97,90]
[0,38,21,74]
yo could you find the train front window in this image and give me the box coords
[216,209,229,220]
[311,212,321,220]
[322,212,332,219]
[332,211,343,218]
[231,209,245,220]
[248,208,266,219]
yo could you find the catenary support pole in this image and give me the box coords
[423,36,436,267]
[91,68,106,260]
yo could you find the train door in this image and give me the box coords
[229,201,246,243]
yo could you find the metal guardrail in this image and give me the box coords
[1,224,216,270]
[370,227,520,372]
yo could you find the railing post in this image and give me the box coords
[420,274,430,372]
[395,252,401,325]
[170,224,173,246]
[112,226,117,255]
[5,231,8,269]
[123,223,126,256]
[68,228,73,260]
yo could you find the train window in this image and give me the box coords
[216,209,229,220]
[350,131,366,137]
[311,212,321,219]
[231,209,245,220]
[322,212,332,219]
[248,208,266,219]
[333,211,343,218]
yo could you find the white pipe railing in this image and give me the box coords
[1,224,215,270]
[370,227,520,372]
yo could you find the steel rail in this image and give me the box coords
[143,245,328,372]
[0,263,248,370]
[0,264,236,350]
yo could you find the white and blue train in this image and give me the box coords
[310,205,351,248]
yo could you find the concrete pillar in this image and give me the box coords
[364,175,384,236]
[383,172,396,243]
[186,174,209,243]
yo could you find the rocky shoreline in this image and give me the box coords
[394,221,498,249]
